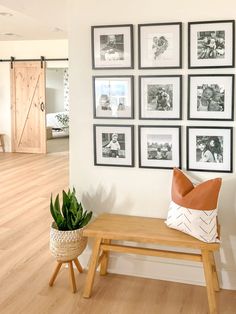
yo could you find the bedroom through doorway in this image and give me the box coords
[46,66,69,154]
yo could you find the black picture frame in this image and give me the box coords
[138,22,182,69]
[187,126,233,173]
[93,75,134,119]
[138,125,181,169]
[94,124,134,167]
[91,24,134,69]
[188,74,234,121]
[139,75,182,120]
[188,20,235,69]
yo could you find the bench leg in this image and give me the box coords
[202,250,218,314]
[209,252,220,292]
[83,237,102,298]
[0,135,5,153]
[100,239,111,276]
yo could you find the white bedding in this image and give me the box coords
[46,111,69,129]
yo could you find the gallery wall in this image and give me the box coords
[68,0,236,289]
[0,39,68,152]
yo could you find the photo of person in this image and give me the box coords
[196,136,223,163]
[147,134,172,160]
[94,77,133,118]
[197,30,225,60]
[147,84,173,111]
[100,34,124,61]
[152,35,169,60]
[102,133,126,158]
[197,84,225,112]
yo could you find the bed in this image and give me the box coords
[46,111,69,138]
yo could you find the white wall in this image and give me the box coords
[68,0,236,289]
[46,68,65,113]
[0,39,68,151]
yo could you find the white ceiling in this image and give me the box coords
[0,0,68,40]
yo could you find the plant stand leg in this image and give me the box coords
[74,258,83,273]
[49,261,62,286]
[68,261,77,293]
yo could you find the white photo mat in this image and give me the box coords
[187,127,232,172]
[93,76,133,118]
[188,75,234,120]
[92,25,133,68]
[139,126,181,169]
[139,23,181,68]
[140,76,181,119]
[189,21,234,68]
[94,125,134,167]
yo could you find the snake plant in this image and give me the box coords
[50,188,92,231]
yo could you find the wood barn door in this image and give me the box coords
[11,61,46,153]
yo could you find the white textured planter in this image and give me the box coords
[50,224,87,262]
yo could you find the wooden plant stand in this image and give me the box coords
[83,213,220,314]
[49,257,83,293]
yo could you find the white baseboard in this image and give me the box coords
[79,249,236,290]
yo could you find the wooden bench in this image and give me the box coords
[83,213,220,314]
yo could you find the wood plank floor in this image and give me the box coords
[0,152,235,314]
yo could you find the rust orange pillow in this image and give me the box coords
[165,168,222,242]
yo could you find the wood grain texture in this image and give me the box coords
[83,213,220,250]
[11,61,46,154]
[0,153,235,313]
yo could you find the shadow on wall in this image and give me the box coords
[81,184,134,219]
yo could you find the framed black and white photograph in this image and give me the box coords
[91,24,134,69]
[187,127,233,173]
[139,75,182,120]
[94,124,134,167]
[93,76,134,119]
[138,22,182,69]
[139,126,181,169]
[188,20,235,68]
[188,74,234,120]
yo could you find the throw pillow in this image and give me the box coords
[165,168,222,243]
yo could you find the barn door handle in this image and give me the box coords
[40,102,45,112]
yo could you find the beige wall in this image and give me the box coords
[68,0,236,289]
[0,39,68,152]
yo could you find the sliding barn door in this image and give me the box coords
[11,61,46,153]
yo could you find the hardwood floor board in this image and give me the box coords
[0,152,236,314]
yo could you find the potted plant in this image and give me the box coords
[49,188,92,262]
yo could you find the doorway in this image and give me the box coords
[10,60,69,154]
[46,67,69,154]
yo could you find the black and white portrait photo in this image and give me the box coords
[147,84,173,112]
[151,35,169,61]
[187,127,233,173]
[100,34,124,61]
[93,76,134,119]
[196,136,223,163]
[197,30,225,60]
[102,133,126,159]
[92,25,134,69]
[188,74,234,120]
[197,84,224,112]
[139,126,181,169]
[188,20,235,68]
[94,125,134,167]
[139,75,182,120]
[147,134,172,160]
[138,23,182,69]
